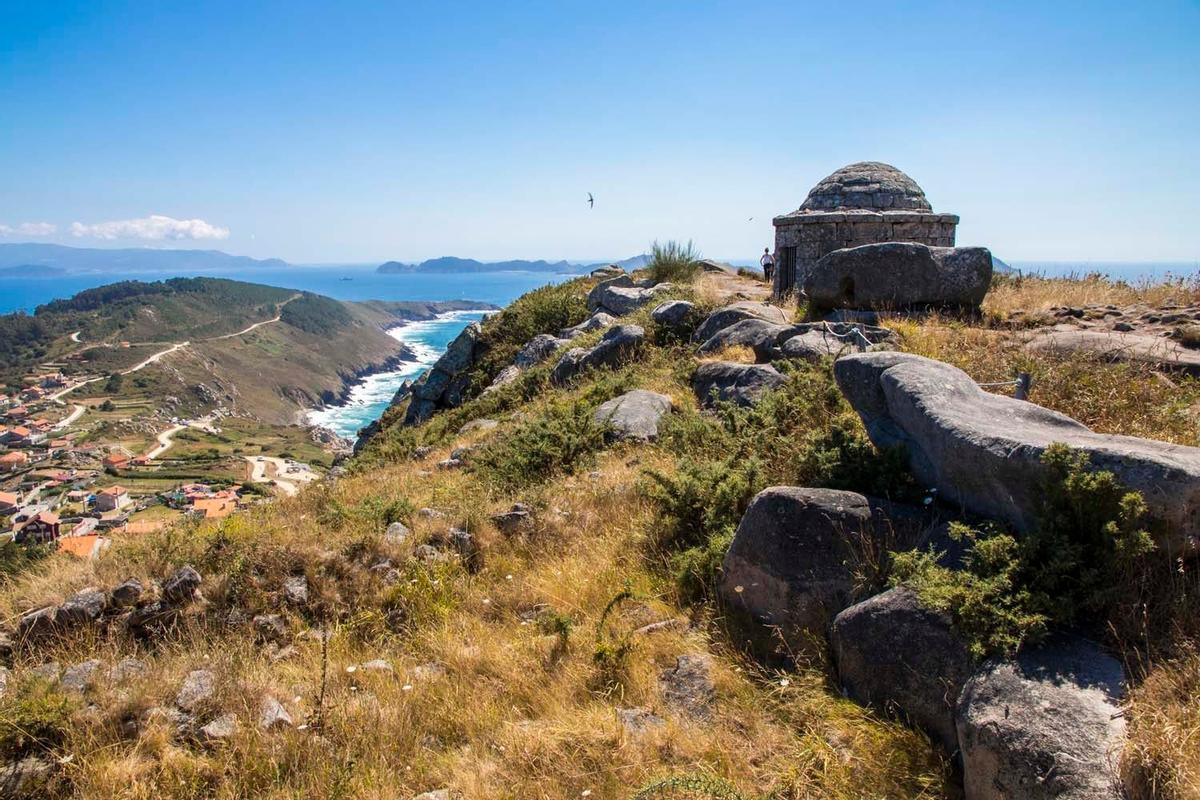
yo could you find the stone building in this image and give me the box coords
[772,162,959,298]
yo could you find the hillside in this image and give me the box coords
[1,264,1197,798]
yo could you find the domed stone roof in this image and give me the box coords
[799,162,932,212]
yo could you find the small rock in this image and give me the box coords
[56,588,107,628]
[514,334,570,368]
[592,389,674,442]
[458,418,498,434]
[616,706,666,735]
[491,503,532,535]
[109,578,143,609]
[417,507,442,519]
[659,653,715,719]
[0,667,9,698]
[175,669,217,713]
[650,300,696,332]
[411,446,433,460]
[451,528,483,573]
[384,521,411,543]
[0,756,54,797]
[410,662,448,682]
[413,791,452,800]
[161,565,202,605]
[15,606,57,644]
[436,458,463,470]
[60,659,103,693]
[258,695,293,730]
[282,575,309,606]
[253,614,289,644]
[29,662,61,682]
[199,712,238,743]
[359,659,394,673]
[110,657,148,683]
[633,618,686,637]
[692,361,789,409]
[559,311,616,339]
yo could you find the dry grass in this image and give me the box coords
[1123,646,1200,800]
[984,273,1200,319]
[0,337,948,799]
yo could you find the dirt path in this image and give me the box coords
[146,424,187,459]
[213,314,281,340]
[53,404,86,430]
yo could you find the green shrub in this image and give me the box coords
[466,280,590,391]
[0,678,77,758]
[473,397,607,491]
[892,444,1155,658]
[672,528,735,604]
[643,457,762,552]
[647,240,701,284]
[891,525,1046,659]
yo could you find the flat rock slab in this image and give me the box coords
[697,318,797,361]
[693,302,789,344]
[834,351,1200,553]
[659,653,715,719]
[587,275,673,316]
[592,389,674,441]
[720,487,872,660]
[806,242,992,311]
[957,637,1126,800]
[1026,329,1200,374]
[692,362,788,408]
[781,322,894,362]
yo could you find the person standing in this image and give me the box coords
[760,247,775,281]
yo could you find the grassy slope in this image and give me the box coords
[1,271,1198,798]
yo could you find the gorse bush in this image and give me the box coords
[647,240,702,284]
[891,443,1155,658]
[473,397,607,491]
[644,457,762,552]
[466,280,589,391]
[891,525,1046,659]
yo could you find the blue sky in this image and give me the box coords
[1,0,1197,264]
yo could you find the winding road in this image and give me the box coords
[146,424,187,459]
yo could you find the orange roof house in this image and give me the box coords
[95,485,131,512]
[192,497,236,519]
[0,491,18,511]
[102,453,130,469]
[0,452,28,472]
[58,534,103,559]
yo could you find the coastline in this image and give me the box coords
[306,309,492,438]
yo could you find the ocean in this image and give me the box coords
[0,263,579,439]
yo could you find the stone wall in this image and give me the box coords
[772,210,958,298]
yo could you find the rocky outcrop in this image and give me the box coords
[559,311,616,339]
[514,334,570,368]
[835,351,1200,552]
[592,390,673,441]
[587,275,674,317]
[831,587,972,753]
[780,322,894,362]
[720,487,872,660]
[692,302,790,344]
[805,243,992,311]
[957,637,1126,800]
[1026,329,1200,374]
[692,362,788,408]
[550,325,645,385]
[650,300,697,335]
[404,322,482,425]
[696,319,797,361]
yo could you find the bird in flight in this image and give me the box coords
[587,192,594,209]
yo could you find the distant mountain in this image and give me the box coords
[376,253,652,274]
[0,243,288,275]
[378,256,581,275]
[992,255,1015,274]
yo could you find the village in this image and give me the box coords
[0,366,321,561]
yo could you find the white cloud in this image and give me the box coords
[70,214,229,241]
[0,221,57,237]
